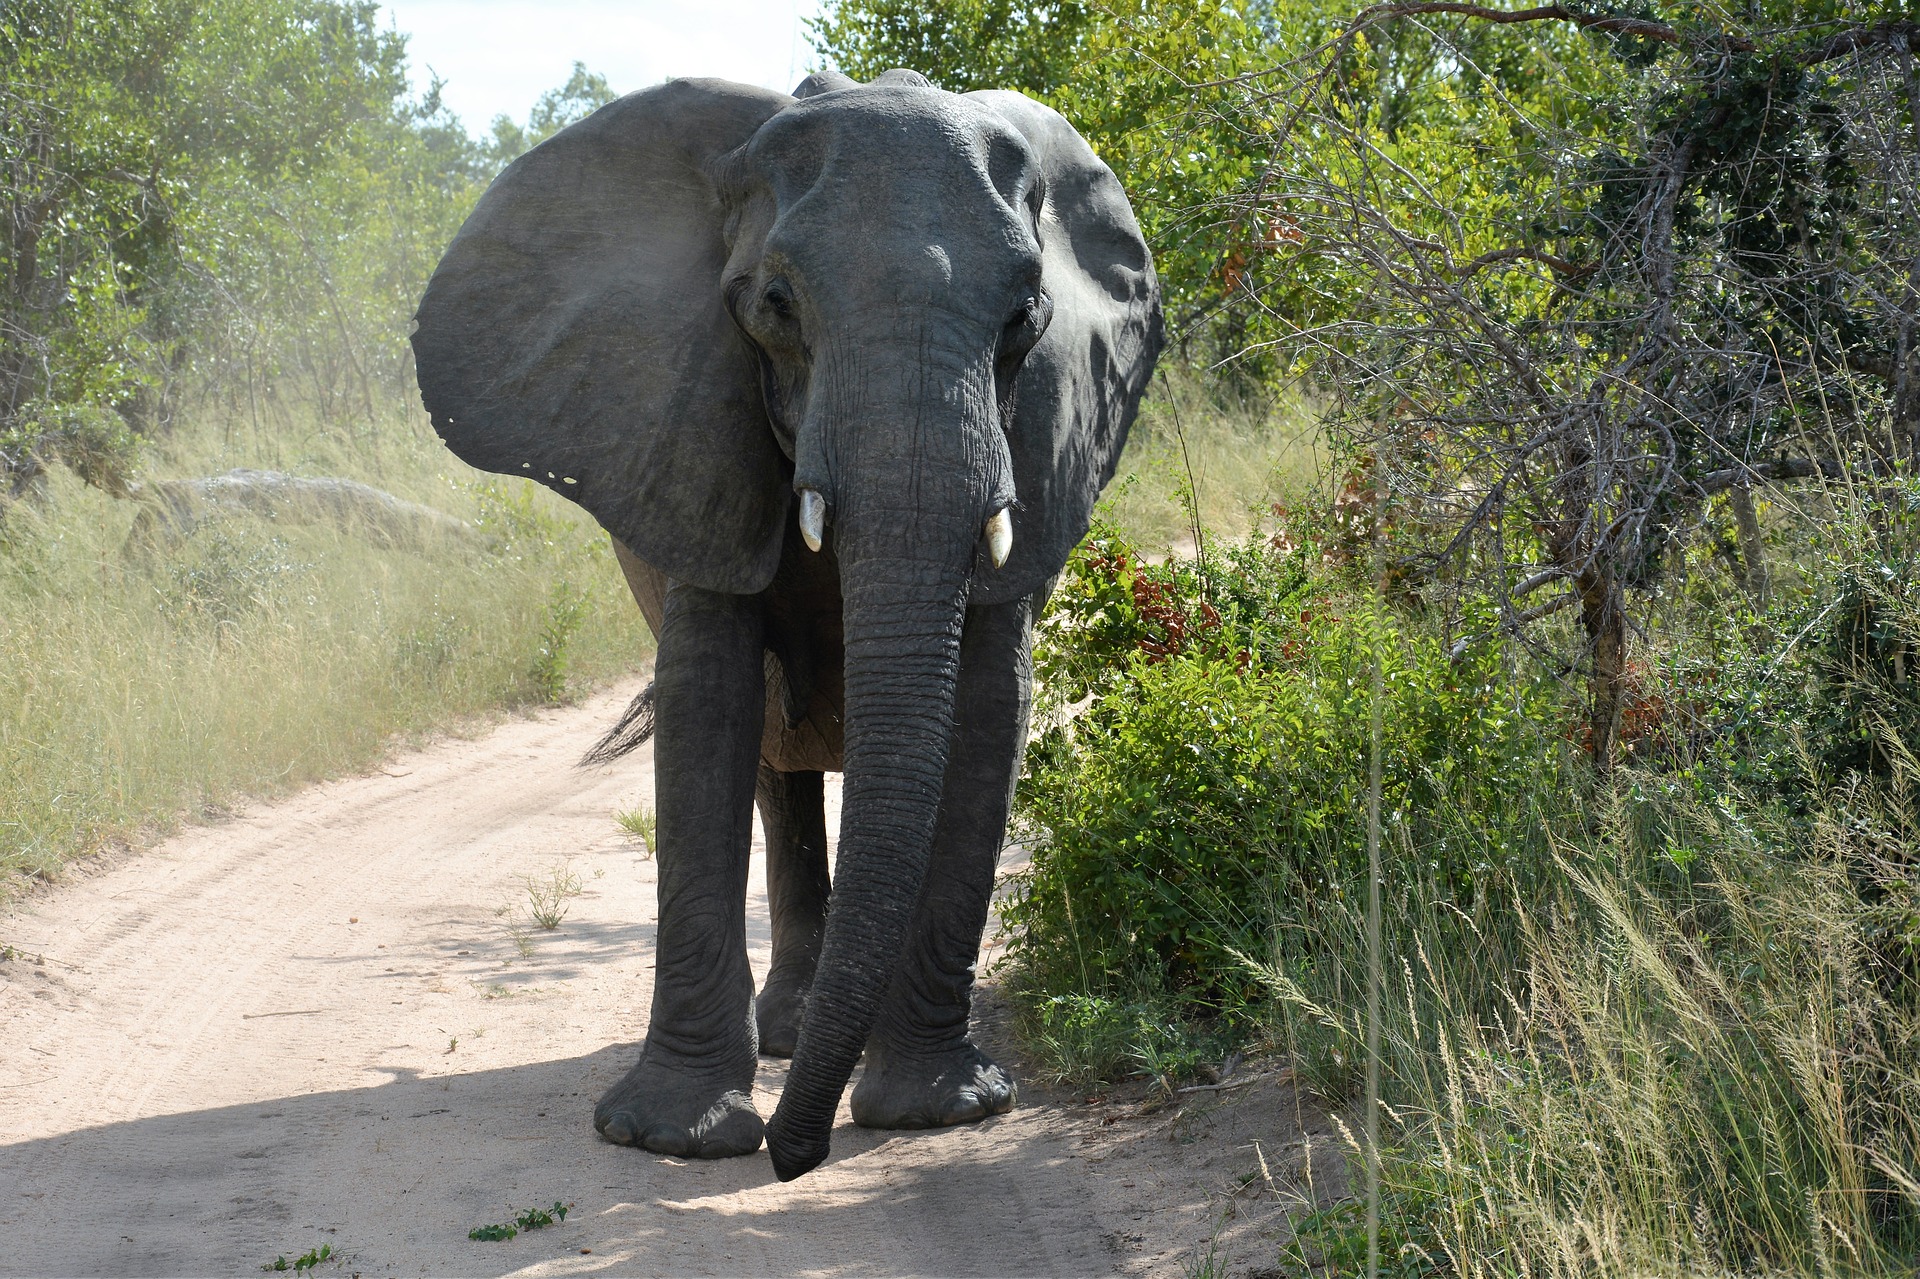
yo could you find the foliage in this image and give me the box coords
[468,1201,570,1242]
[1008,521,1567,1043]
[0,0,483,497]
[484,62,618,167]
[1206,6,1920,766]
[261,1243,331,1273]
[527,580,590,704]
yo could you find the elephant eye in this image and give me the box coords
[764,281,795,320]
[1003,291,1051,355]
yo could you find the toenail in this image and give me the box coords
[642,1123,691,1156]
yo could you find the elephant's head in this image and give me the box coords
[411,69,1160,1179]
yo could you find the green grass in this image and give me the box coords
[521,862,582,930]
[614,803,656,855]
[0,394,651,897]
[1261,777,1920,1277]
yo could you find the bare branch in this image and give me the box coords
[1693,458,1851,494]
[1512,566,1565,598]
[1353,3,1697,48]
[1452,246,1596,282]
[1801,21,1920,69]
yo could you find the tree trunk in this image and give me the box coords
[1579,567,1627,772]
[1729,483,1769,605]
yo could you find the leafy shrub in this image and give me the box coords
[156,518,310,629]
[1007,524,1568,1055]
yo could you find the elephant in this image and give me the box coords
[410,66,1161,1181]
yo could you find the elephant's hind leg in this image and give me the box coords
[755,765,830,1057]
[850,595,1031,1130]
[595,580,766,1158]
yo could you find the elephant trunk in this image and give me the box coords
[764,554,971,1180]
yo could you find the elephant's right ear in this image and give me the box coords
[413,79,792,595]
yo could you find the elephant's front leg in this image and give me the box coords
[850,594,1034,1130]
[594,580,766,1158]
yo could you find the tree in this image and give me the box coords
[1227,5,1920,765]
[485,62,618,168]
[0,0,483,498]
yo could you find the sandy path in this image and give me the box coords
[0,680,1331,1278]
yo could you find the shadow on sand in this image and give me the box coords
[0,1043,1117,1278]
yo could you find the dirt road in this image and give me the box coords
[0,680,1333,1278]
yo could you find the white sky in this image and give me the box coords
[381,1,827,135]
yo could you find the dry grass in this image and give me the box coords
[1101,367,1327,554]
[1258,767,1920,1276]
[0,396,650,897]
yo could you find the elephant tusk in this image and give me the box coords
[798,488,826,552]
[985,507,1012,568]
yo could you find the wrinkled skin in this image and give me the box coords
[411,68,1160,1181]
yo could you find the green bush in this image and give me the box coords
[1007,524,1569,1055]
[1010,505,1920,1271]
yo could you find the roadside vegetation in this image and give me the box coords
[818,1,1920,1272]
[0,3,641,894]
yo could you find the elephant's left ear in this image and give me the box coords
[965,90,1164,605]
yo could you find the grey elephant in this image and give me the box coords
[410,67,1161,1181]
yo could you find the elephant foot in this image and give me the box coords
[755,970,811,1058]
[850,1039,1016,1130]
[593,1047,763,1158]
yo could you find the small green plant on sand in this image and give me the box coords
[468,1202,570,1242]
[522,863,582,929]
[261,1243,331,1273]
[1180,1234,1228,1279]
[613,803,656,855]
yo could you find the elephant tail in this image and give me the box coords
[580,681,655,766]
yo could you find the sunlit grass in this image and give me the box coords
[1259,781,1920,1276]
[0,395,650,896]
[613,803,656,855]
[1101,367,1327,553]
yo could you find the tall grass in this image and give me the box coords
[1101,368,1326,553]
[0,397,648,895]
[1007,481,1920,1273]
